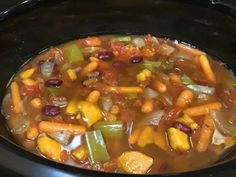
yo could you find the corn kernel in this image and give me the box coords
[66,100,78,115]
[20,68,36,79]
[176,114,198,130]
[136,69,152,82]
[72,144,88,161]
[67,69,77,81]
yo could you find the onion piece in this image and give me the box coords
[212,128,226,145]
[102,96,112,112]
[48,130,72,145]
[50,96,68,108]
[140,110,164,126]
[211,110,236,136]
[41,60,55,77]
[187,84,215,95]
[10,117,30,135]
[1,93,11,118]
[132,37,146,48]
[143,87,159,99]
[159,44,175,56]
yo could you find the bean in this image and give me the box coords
[112,60,125,69]
[42,105,60,116]
[98,51,114,60]
[173,122,192,134]
[45,79,63,87]
[130,56,143,63]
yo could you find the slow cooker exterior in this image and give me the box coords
[0,0,236,176]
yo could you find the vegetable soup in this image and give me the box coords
[2,34,236,174]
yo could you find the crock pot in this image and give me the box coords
[0,0,236,176]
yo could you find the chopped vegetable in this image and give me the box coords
[137,126,154,147]
[128,129,141,145]
[198,55,216,84]
[175,89,194,108]
[67,44,84,62]
[38,121,86,134]
[67,69,77,81]
[101,96,112,112]
[66,100,78,115]
[85,130,110,164]
[153,79,167,93]
[40,60,55,77]
[22,78,36,86]
[187,84,215,95]
[183,102,222,117]
[118,151,153,174]
[31,98,42,109]
[136,69,152,82]
[141,99,154,113]
[26,119,39,140]
[139,60,162,71]
[181,74,196,85]
[132,37,145,48]
[94,121,123,139]
[37,136,62,161]
[20,68,36,79]
[115,35,131,42]
[10,117,30,135]
[168,127,190,151]
[106,86,143,94]
[196,115,215,152]
[48,130,72,145]
[72,144,88,162]
[143,87,159,99]
[78,101,103,127]
[10,81,21,113]
[85,37,101,46]
[86,90,101,103]
[154,130,169,151]
[176,114,198,130]
[81,61,98,76]
[159,44,175,56]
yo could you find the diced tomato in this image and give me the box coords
[20,84,42,96]
[120,45,141,60]
[162,105,181,126]
[100,67,118,85]
[110,40,124,53]
[60,150,69,162]
[85,37,102,46]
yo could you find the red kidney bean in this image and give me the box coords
[42,105,60,116]
[130,56,143,63]
[98,51,114,60]
[173,122,192,134]
[45,79,63,87]
[112,60,125,69]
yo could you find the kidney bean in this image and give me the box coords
[45,79,63,87]
[42,105,60,116]
[130,56,143,63]
[98,51,114,60]
[173,122,192,134]
[112,60,125,69]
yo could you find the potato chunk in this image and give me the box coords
[118,151,153,174]
[168,128,190,151]
[37,136,62,161]
[78,101,103,127]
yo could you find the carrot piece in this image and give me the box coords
[128,129,141,145]
[31,98,42,109]
[153,80,167,93]
[170,74,181,83]
[175,90,194,108]
[176,43,205,56]
[141,99,154,113]
[86,90,101,103]
[39,121,86,134]
[198,55,216,84]
[10,81,21,113]
[183,102,222,117]
[106,86,143,94]
[196,115,215,152]
[26,118,39,140]
[81,61,98,76]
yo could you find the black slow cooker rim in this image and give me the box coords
[0,0,236,176]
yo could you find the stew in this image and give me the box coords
[2,34,236,174]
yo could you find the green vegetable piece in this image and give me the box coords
[161,62,175,70]
[139,60,162,71]
[85,130,110,164]
[47,87,60,94]
[115,35,131,42]
[94,121,123,139]
[181,74,196,85]
[187,84,215,95]
[224,79,236,89]
[67,44,84,62]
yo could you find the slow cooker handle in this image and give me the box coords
[210,0,236,10]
